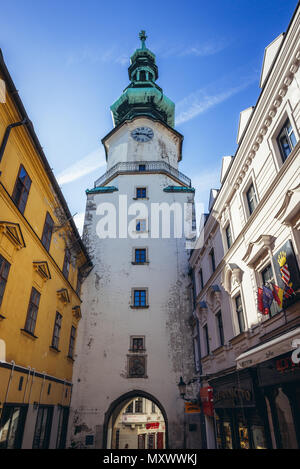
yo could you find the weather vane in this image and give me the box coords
[139,30,147,49]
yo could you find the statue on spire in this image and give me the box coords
[139,30,147,49]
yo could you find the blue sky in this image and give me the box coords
[1,0,298,233]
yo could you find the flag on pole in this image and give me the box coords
[271,283,284,308]
[257,286,273,315]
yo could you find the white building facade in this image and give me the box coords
[68,33,201,449]
[190,5,300,450]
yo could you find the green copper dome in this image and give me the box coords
[110,31,175,128]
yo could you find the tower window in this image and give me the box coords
[136,219,147,232]
[139,71,146,81]
[136,187,147,199]
[135,249,147,263]
[133,289,147,307]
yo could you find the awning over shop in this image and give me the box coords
[236,327,300,370]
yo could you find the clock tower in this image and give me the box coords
[69,32,199,449]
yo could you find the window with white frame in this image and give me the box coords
[246,183,258,216]
[277,118,297,162]
[235,294,245,334]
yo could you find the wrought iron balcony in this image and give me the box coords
[94,161,191,188]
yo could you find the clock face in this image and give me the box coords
[131,127,154,142]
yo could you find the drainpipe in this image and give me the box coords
[27,368,36,405]
[23,366,31,403]
[191,269,208,449]
[37,372,46,411]
[4,360,15,406]
[0,118,27,162]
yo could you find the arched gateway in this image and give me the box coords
[103,390,168,449]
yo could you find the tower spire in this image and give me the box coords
[139,30,147,50]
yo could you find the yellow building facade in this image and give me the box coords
[0,50,91,449]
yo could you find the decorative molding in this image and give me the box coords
[243,235,276,267]
[33,261,51,281]
[57,288,70,304]
[0,221,25,250]
[72,305,82,321]
[274,183,300,220]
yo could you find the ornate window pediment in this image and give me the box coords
[33,261,51,281]
[195,301,208,324]
[72,305,82,321]
[0,221,25,250]
[242,235,275,267]
[57,288,70,304]
[222,263,243,295]
[206,285,222,312]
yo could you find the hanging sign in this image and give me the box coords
[184,402,201,414]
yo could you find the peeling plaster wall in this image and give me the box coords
[68,119,196,449]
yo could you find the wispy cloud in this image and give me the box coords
[175,72,258,125]
[56,148,106,186]
[66,46,130,68]
[73,212,85,236]
[155,37,231,59]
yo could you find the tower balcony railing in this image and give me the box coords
[94,161,191,188]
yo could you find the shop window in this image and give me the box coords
[275,388,298,448]
[277,119,297,162]
[0,254,11,308]
[138,434,145,449]
[41,212,54,252]
[148,433,155,449]
[32,406,53,449]
[0,404,27,449]
[12,165,32,214]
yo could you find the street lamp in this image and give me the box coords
[177,376,187,399]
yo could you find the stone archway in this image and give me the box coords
[102,390,169,449]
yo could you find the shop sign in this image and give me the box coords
[258,351,300,387]
[199,386,214,417]
[184,402,201,414]
[145,422,159,429]
[273,240,300,297]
